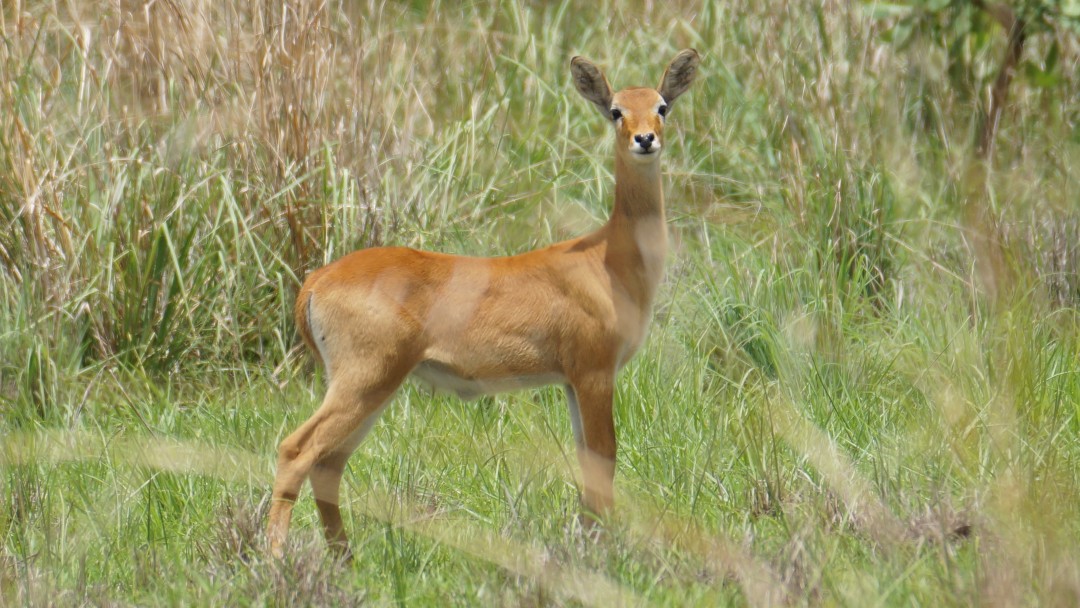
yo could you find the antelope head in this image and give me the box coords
[571,49,700,164]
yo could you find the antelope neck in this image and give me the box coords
[598,152,668,309]
[610,154,664,220]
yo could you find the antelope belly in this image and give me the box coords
[411,360,564,401]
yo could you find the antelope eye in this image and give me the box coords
[610,108,622,121]
[657,104,668,117]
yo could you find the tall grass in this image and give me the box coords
[2,0,1079,605]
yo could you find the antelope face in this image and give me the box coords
[570,49,699,164]
[608,88,668,163]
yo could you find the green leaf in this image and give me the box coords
[862,2,914,20]
[1023,61,1062,88]
[1045,39,1059,72]
[882,19,916,46]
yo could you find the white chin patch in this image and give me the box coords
[629,143,661,158]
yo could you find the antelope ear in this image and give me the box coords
[657,49,700,106]
[570,56,613,114]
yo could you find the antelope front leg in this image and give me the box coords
[568,373,616,524]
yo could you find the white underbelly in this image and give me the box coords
[410,361,565,401]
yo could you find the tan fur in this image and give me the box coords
[268,50,701,558]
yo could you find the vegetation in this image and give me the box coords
[2,0,1078,604]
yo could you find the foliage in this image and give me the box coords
[868,0,1080,135]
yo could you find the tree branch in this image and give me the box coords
[972,1,1028,159]
[972,0,1017,31]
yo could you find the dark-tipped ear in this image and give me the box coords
[657,49,700,106]
[570,56,613,114]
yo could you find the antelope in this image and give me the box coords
[268,49,701,558]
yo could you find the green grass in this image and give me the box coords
[3,0,1080,605]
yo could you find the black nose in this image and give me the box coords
[635,133,655,150]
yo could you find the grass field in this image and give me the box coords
[2,1,1079,605]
